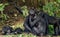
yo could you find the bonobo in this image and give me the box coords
[24,9,60,36]
[38,10,60,35]
[23,8,41,33]
[24,9,49,36]
[31,11,49,36]
[13,28,23,34]
[23,8,36,33]
[29,8,39,27]
[41,12,59,35]
[32,18,48,36]
[2,25,13,35]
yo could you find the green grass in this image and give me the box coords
[1,33,37,37]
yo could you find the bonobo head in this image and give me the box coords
[29,8,36,17]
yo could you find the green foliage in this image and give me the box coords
[0,3,9,21]
[22,0,25,2]
[0,3,9,11]
[43,2,59,16]
[21,6,29,17]
[56,0,60,3]
[2,33,37,37]
[0,14,8,20]
[48,25,54,35]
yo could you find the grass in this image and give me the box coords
[1,34,60,37]
[0,33,37,37]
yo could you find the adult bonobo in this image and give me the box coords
[38,10,60,35]
[31,10,49,36]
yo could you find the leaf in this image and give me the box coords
[0,3,9,11]
[56,0,60,3]
[43,2,59,16]
[21,6,28,17]
[0,5,5,11]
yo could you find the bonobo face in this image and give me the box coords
[29,9,35,17]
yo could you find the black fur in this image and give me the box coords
[2,25,13,35]
[13,28,23,34]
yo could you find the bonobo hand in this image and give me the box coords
[29,15,40,27]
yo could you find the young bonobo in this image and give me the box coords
[2,26,24,35]
[2,25,13,35]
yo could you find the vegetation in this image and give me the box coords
[0,3,9,21]
[0,0,60,37]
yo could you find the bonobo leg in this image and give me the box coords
[32,21,47,36]
[54,24,59,35]
[47,16,59,35]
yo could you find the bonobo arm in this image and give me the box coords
[29,16,40,27]
[24,16,32,32]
